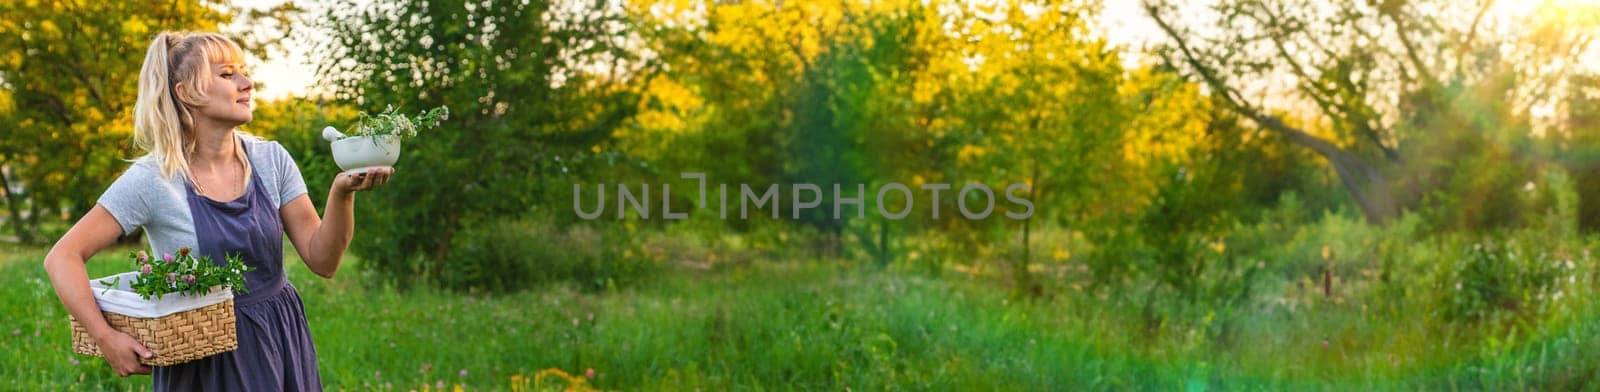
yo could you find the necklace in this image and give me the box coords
[191,156,245,201]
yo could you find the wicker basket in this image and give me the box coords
[69,299,238,366]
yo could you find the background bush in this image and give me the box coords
[442,219,659,294]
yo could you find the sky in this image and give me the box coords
[242,1,1173,100]
[234,0,320,100]
[241,0,1596,100]
[1098,1,1171,69]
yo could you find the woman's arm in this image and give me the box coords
[282,168,391,278]
[42,205,154,377]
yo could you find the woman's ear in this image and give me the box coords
[173,82,198,106]
[171,82,198,128]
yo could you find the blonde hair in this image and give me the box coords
[132,32,252,181]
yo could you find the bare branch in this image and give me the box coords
[1455,0,1494,78]
[1144,0,1398,223]
[1381,4,1441,89]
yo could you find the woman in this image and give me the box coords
[41,32,390,390]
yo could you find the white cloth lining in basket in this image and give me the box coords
[88,271,233,318]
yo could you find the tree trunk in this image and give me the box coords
[24,200,43,244]
[1018,161,1037,294]
[1147,5,1401,224]
[0,165,31,243]
[1575,164,1600,232]
[433,211,459,280]
[1247,114,1399,224]
[1021,213,1032,284]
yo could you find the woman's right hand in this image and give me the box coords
[44,205,153,377]
[94,329,153,376]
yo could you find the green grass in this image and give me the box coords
[1,242,1176,390]
[4,239,1600,390]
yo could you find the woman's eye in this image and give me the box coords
[222,73,234,79]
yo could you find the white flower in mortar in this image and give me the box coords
[324,105,448,175]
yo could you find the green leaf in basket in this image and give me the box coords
[124,249,254,300]
[98,276,120,296]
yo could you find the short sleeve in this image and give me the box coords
[273,143,309,206]
[96,166,151,235]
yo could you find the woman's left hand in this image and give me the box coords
[333,167,393,195]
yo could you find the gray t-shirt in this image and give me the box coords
[97,134,309,257]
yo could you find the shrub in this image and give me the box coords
[442,219,658,293]
[1442,239,1564,323]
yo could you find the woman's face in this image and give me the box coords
[187,62,253,126]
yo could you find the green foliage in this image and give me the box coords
[343,105,450,140]
[313,0,650,286]
[1527,167,1582,241]
[1442,239,1566,323]
[443,219,657,293]
[1085,104,1344,299]
[1560,74,1600,232]
[102,248,251,300]
[1408,93,1539,232]
[0,0,296,244]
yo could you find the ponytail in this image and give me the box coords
[132,33,192,180]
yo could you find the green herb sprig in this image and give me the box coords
[100,247,253,300]
[345,105,450,140]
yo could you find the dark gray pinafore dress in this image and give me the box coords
[152,147,322,391]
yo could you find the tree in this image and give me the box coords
[929,2,1134,291]
[0,0,295,243]
[1144,0,1597,226]
[633,0,941,260]
[314,0,652,282]
[1561,74,1600,231]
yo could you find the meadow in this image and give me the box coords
[7,220,1600,390]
